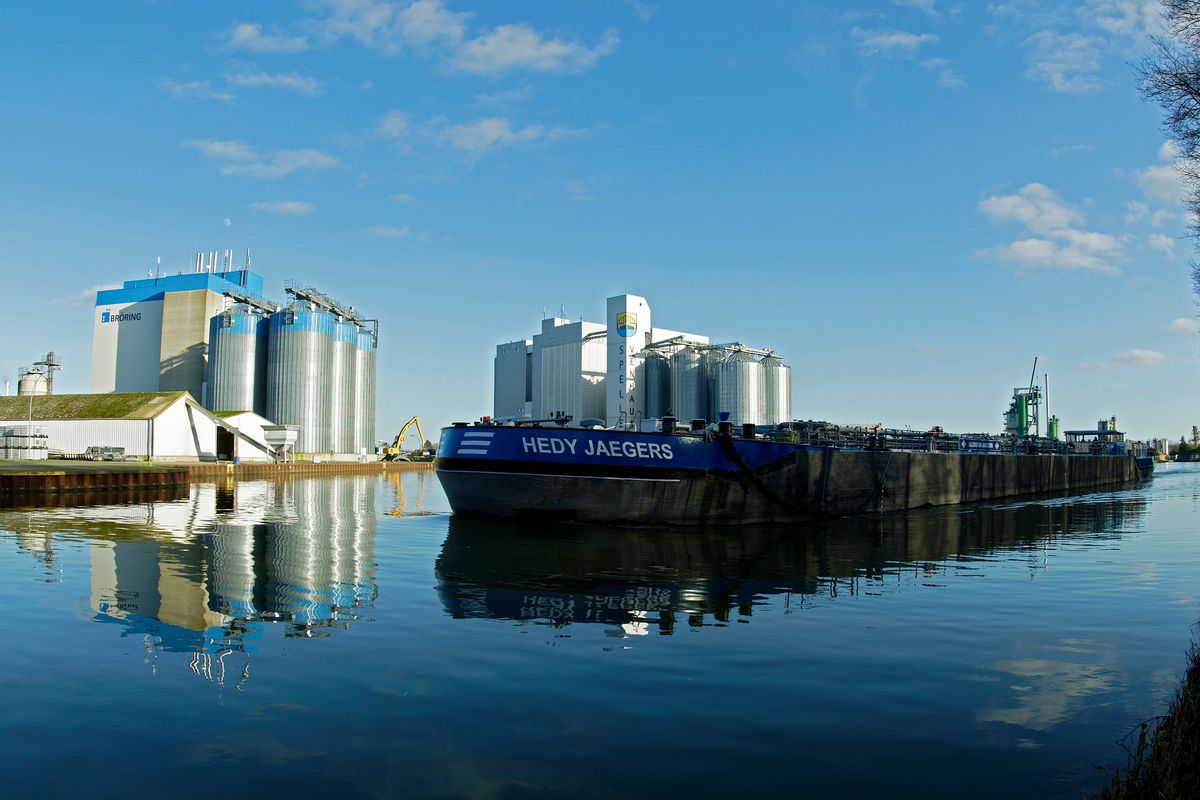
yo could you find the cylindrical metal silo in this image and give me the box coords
[329,320,359,454]
[17,370,49,396]
[713,350,765,427]
[266,304,335,453]
[670,347,709,423]
[352,327,377,455]
[206,306,269,414]
[761,355,792,426]
[643,351,671,420]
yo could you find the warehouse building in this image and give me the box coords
[494,293,792,430]
[0,392,275,462]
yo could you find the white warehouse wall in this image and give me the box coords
[152,398,218,460]
[0,419,151,457]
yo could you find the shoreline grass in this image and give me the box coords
[1097,642,1200,799]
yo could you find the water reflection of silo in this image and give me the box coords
[203,476,378,634]
[206,521,261,620]
[351,474,378,608]
[328,475,356,612]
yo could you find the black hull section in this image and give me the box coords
[437,450,1152,525]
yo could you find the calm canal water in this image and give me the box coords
[2,465,1199,799]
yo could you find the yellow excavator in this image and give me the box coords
[381,416,435,461]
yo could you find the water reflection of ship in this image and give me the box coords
[1,476,378,672]
[434,494,1148,635]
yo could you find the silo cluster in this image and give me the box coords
[649,346,791,428]
[206,293,378,455]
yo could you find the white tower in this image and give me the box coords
[605,294,651,429]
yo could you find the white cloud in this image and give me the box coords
[922,58,964,88]
[627,1,657,22]
[455,24,620,74]
[1112,349,1166,366]
[912,344,942,353]
[376,110,410,139]
[850,26,937,57]
[395,0,469,46]
[474,86,534,108]
[225,71,322,96]
[979,183,1123,273]
[1168,317,1199,333]
[317,0,400,51]
[365,224,411,238]
[1050,143,1093,157]
[562,175,615,203]
[373,111,583,157]
[186,138,257,162]
[1125,200,1149,223]
[979,183,1082,234]
[250,200,315,215]
[311,1,615,74]
[1077,348,1167,369]
[50,283,121,306]
[1139,163,1186,205]
[893,0,940,17]
[1147,233,1176,255]
[1086,0,1165,39]
[157,78,234,103]
[184,138,339,179]
[1024,30,1104,92]
[227,22,308,53]
[438,117,547,154]
[390,193,417,203]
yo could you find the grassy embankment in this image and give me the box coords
[1098,644,1199,799]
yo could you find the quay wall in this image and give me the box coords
[187,460,433,478]
[0,467,190,496]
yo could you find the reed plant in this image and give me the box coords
[1097,643,1200,799]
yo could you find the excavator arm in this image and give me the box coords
[382,416,430,461]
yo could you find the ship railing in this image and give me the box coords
[768,422,1111,455]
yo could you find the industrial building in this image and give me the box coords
[90,258,263,399]
[494,293,792,430]
[88,251,378,457]
[0,392,275,462]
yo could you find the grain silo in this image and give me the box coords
[712,349,765,427]
[761,354,792,426]
[670,347,709,423]
[328,320,359,454]
[643,351,671,420]
[352,326,377,455]
[265,303,334,453]
[206,306,269,414]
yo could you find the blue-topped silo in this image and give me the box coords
[265,304,335,453]
[206,305,269,414]
[352,327,377,455]
[329,319,359,454]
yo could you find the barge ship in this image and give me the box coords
[435,412,1154,525]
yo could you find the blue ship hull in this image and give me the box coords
[435,424,1153,525]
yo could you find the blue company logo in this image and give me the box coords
[616,311,637,338]
[456,429,494,455]
[102,310,142,323]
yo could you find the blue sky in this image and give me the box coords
[2,0,1197,441]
